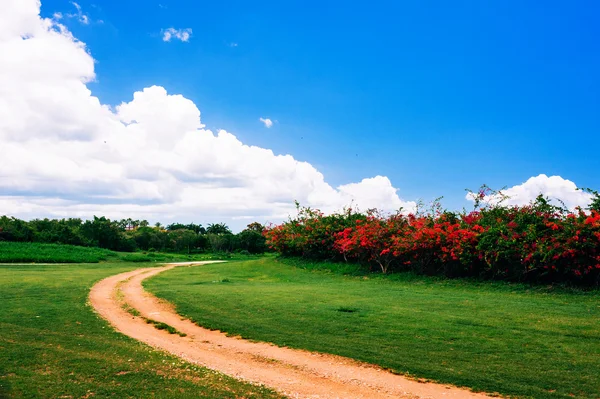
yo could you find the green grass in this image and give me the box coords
[0,262,283,399]
[143,318,188,337]
[0,241,116,263]
[145,257,600,399]
[0,240,265,264]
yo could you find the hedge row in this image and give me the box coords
[264,192,600,285]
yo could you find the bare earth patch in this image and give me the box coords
[89,262,498,399]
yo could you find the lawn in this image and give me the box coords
[0,241,258,264]
[0,241,117,263]
[145,257,600,399]
[0,262,283,399]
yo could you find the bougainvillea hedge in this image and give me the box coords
[264,190,600,285]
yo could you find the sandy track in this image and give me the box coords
[89,262,497,399]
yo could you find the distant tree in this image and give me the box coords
[30,218,87,246]
[208,233,234,252]
[168,229,199,253]
[116,219,128,231]
[129,226,166,251]
[206,223,232,235]
[80,216,133,251]
[237,230,266,254]
[166,223,185,231]
[166,222,206,234]
[0,216,33,242]
[187,223,206,235]
[234,223,266,254]
[245,222,265,233]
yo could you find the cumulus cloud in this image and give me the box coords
[466,174,593,210]
[0,0,415,229]
[259,117,273,128]
[162,28,192,42]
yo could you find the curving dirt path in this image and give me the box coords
[89,262,498,399]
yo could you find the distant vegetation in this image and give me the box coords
[0,215,268,258]
[0,241,116,263]
[0,241,259,264]
[265,187,600,286]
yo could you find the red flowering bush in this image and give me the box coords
[388,212,484,276]
[264,203,364,260]
[264,190,600,286]
[334,213,407,273]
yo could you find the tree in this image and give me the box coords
[166,222,206,235]
[129,226,166,251]
[237,223,267,254]
[206,223,232,235]
[168,229,199,253]
[245,222,265,233]
[0,216,34,242]
[208,233,235,252]
[80,216,132,251]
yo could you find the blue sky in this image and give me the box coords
[2,0,598,227]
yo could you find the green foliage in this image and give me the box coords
[129,226,166,250]
[166,222,206,234]
[143,317,187,337]
[147,258,600,399]
[0,216,35,242]
[237,223,267,254]
[0,215,268,256]
[265,205,366,259]
[80,216,134,251]
[167,229,200,253]
[206,223,232,235]
[579,187,600,212]
[0,241,117,263]
[0,241,260,264]
[265,190,600,285]
[119,253,153,262]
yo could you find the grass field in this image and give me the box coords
[0,241,259,264]
[0,241,117,263]
[0,262,283,399]
[145,258,600,399]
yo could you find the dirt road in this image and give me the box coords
[89,262,497,399]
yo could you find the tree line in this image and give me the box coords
[0,216,267,254]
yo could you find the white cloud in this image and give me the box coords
[466,174,593,210]
[229,42,238,47]
[259,117,273,128]
[337,176,413,212]
[67,2,89,25]
[0,0,415,230]
[162,28,192,42]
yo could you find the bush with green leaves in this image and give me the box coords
[265,189,600,285]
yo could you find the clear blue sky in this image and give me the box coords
[40,0,600,210]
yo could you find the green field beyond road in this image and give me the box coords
[0,241,259,264]
[145,258,600,399]
[0,262,282,399]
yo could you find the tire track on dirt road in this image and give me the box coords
[89,262,497,399]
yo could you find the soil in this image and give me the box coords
[89,262,498,399]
